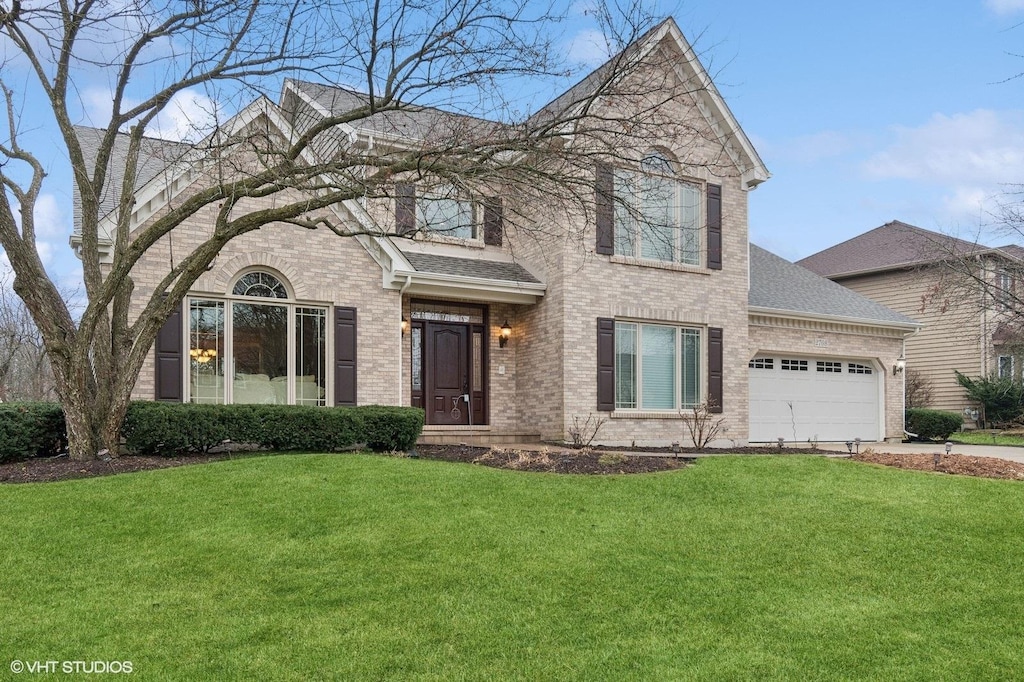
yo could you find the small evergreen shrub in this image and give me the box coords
[0,402,67,463]
[954,371,1024,426]
[905,408,962,441]
[123,402,423,455]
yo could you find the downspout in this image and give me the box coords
[398,273,413,406]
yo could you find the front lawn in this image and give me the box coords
[1,455,1023,680]
[950,430,1024,447]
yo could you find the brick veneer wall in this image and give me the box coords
[130,193,401,406]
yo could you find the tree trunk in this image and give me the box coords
[53,348,127,461]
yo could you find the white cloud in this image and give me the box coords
[146,89,222,143]
[986,0,1024,15]
[863,109,1024,221]
[565,29,612,67]
[865,110,1024,185]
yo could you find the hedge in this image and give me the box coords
[0,402,68,463]
[905,408,962,441]
[122,402,424,455]
[0,402,423,462]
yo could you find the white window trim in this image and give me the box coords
[998,355,1015,380]
[613,166,703,267]
[614,320,704,412]
[415,186,479,242]
[183,290,333,406]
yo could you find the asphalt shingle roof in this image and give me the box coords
[750,244,918,327]
[796,220,984,279]
[402,251,541,284]
[72,126,190,225]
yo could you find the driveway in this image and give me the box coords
[819,441,1024,464]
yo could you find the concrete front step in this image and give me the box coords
[417,427,542,446]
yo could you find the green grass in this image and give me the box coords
[2,455,1024,680]
[950,430,1024,447]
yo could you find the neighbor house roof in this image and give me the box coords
[750,244,919,328]
[796,220,986,279]
[797,220,1024,281]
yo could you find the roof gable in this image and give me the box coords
[531,17,769,189]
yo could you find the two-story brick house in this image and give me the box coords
[75,18,918,445]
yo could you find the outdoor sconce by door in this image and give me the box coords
[401,317,409,335]
[499,320,512,348]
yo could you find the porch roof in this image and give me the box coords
[403,252,541,284]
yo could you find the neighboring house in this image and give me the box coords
[73,18,917,444]
[799,220,1023,421]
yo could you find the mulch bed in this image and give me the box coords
[0,453,231,484]
[853,452,1024,480]
[3,445,1024,483]
[414,444,695,474]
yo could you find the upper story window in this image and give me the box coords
[613,152,701,265]
[417,185,475,240]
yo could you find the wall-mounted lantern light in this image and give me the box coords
[893,354,906,375]
[401,317,409,335]
[499,320,512,348]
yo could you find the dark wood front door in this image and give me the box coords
[426,323,470,425]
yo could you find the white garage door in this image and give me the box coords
[749,356,881,443]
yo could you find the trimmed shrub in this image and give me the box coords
[123,402,423,455]
[906,408,962,441]
[0,402,67,463]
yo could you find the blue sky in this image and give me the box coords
[639,0,1024,260]
[6,0,1024,286]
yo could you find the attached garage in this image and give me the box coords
[748,356,880,442]
[747,245,921,444]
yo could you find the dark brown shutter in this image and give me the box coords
[595,163,614,255]
[708,326,723,413]
[597,317,615,411]
[334,307,357,406]
[707,183,722,270]
[395,182,416,236]
[483,197,503,246]
[154,305,183,402]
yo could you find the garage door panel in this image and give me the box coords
[749,356,880,442]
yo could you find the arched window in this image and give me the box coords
[188,270,327,407]
[232,271,288,298]
[614,151,701,265]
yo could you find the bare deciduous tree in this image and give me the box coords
[0,1,738,459]
[0,272,57,401]
[904,367,934,409]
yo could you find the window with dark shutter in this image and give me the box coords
[708,327,723,413]
[483,197,503,246]
[395,182,416,236]
[334,307,357,406]
[596,317,615,411]
[155,305,183,402]
[707,184,722,270]
[595,163,614,255]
